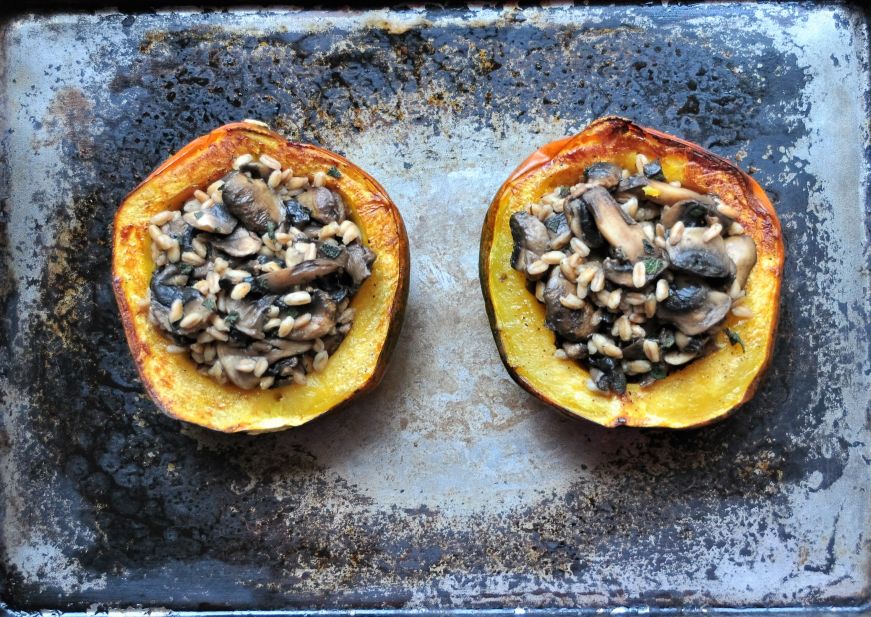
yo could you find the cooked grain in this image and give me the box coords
[182,251,206,266]
[656,279,669,302]
[527,260,549,276]
[231,282,252,300]
[669,221,685,245]
[560,294,584,309]
[570,237,591,257]
[703,223,723,242]
[277,316,295,337]
[643,339,661,362]
[644,294,657,318]
[169,299,184,323]
[731,306,753,318]
[283,291,311,306]
[313,350,329,372]
[590,269,605,292]
[542,251,565,265]
[632,261,646,288]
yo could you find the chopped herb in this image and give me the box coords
[319,242,343,260]
[685,204,709,225]
[327,166,342,179]
[193,210,204,220]
[659,329,675,350]
[725,328,745,352]
[202,298,216,311]
[266,221,276,240]
[650,364,667,380]
[224,312,239,326]
[642,239,656,256]
[178,263,194,275]
[558,186,570,198]
[544,214,565,233]
[644,257,663,274]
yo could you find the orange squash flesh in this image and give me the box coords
[113,122,409,433]
[480,116,784,428]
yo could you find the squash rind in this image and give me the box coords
[479,116,784,429]
[113,122,409,433]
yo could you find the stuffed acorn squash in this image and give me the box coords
[480,116,783,428]
[113,120,409,432]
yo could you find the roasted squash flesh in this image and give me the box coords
[113,122,409,432]
[480,117,783,428]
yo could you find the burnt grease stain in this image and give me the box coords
[1,7,864,612]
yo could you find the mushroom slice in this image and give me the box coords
[297,187,346,224]
[661,198,733,229]
[564,198,605,248]
[585,162,623,189]
[256,259,342,293]
[150,265,201,308]
[216,344,262,390]
[543,268,596,342]
[239,160,274,180]
[289,291,338,341]
[660,277,709,312]
[724,235,757,289]
[544,213,572,250]
[345,242,376,287]
[666,227,736,279]
[618,176,715,208]
[509,211,550,271]
[224,295,277,339]
[210,226,263,257]
[266,341,312,364]
[657,289,731,336]
[183,201,238,235]
[221,171,284,234]
[581,186,648,261]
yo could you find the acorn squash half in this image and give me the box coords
[113,121,409,432]
[480,116,783,428]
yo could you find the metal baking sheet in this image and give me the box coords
[1,2,869,614]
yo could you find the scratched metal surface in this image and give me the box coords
[0,2,869,613]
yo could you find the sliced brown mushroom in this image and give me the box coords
[581,186,648,261]
[660,277,709,312]
[543,268,596,342]
[666,227,736,279]
[256,259,342,293]
[564,198,605,248]
[345,242,376,287]
[210,226,263,257]
[216,343,262,389]
[657,289,731,336]
[585,162,623,189]
[661,198,733,229]
[266,340,313,363]
[182,201,238,235]
[289,291,338,341]
[724,235,757,289]
[221,171,284,234]
[544,213,572,250]
[618,176,716,207]
[224,295,277,339]
[509,211,550,271]
[239,160,274,180]
[297,187,346,224]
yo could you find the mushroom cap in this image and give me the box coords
[657,289,732,335]
[183,201,239,235]
[543,268,597,342]
[581,186,648,261]
[666,227,736,279]
[221,170,284,234]
[210,226,263,257]
[724,234,757,289]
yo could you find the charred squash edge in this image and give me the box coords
[480,116,784,429]
[113,121,409,433]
